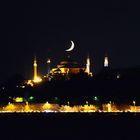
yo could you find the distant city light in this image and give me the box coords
[21,85,25,89]
[117,74,121,79]
[13,97,24,103]
[94,96,98,101]
[47,59,51,64]
[29,96,34,101]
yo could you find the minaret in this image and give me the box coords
[85,55,90,75]
[47,58,51,81]
[104,55,109,67]
[33,56,38,81]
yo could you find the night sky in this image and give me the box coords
[1,1,140,82]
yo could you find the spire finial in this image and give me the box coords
[104,53,109,67]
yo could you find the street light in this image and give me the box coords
[133,101,136,112]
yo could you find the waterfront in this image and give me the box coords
[0,101,139,113]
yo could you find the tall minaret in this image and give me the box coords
[85,55,90,75]
[33,56,38,81]
[47,58,51,81]
[104,54,109,67]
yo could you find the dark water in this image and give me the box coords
[0,113,140,140]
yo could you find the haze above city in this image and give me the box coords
[1,1,140,82]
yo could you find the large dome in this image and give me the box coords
[50,57,85,76]
[57,60,80,68]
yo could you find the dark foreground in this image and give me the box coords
[0,112,140,140]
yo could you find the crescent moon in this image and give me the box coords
[65,41,75,52]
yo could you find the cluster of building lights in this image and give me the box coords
[0,100,138,113]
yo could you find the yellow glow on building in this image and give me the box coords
[51,60,84,76]
[27,80,34,86]
[59,68,67,73]
[3,102,16,112]
[1,102,140,113]
[42,102,52,110]
[60,68,80,74]
[107,103,111,112]
[60,105,79,112]
[24,102,32,112]
[13,97,23,103]
[82,104,97,112]
[33,76,42,83]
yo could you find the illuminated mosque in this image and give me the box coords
[50,55,91,76]
[27,41,109,85]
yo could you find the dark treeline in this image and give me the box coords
[1,67,140,105]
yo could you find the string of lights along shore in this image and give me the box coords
[27,40,109,86]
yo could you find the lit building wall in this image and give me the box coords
[51,68,83,75]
